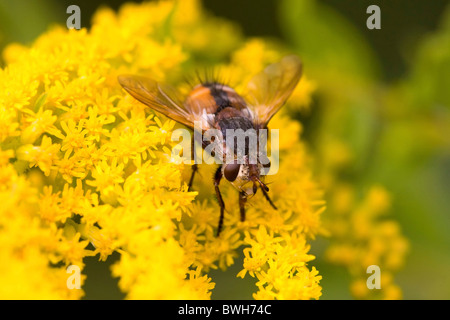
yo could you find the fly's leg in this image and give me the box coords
[261,186,277,210]
[188,164,198,191]
[188,135,198,191]
[214,165,225,237]
[239,191,247,222]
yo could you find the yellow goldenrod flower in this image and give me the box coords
[0,0,323,299]
[325,185,409,299]
[17,135,61,176]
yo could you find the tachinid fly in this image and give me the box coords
[118,55,302,236]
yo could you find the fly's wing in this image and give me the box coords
[244,55,303,128]
[118,75,199,130]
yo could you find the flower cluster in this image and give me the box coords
[325,185,409,299]
[0,0,321,299]
[0,149,88,299]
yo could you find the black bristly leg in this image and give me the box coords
[214,165,225,237]
[261,186,277,210]
[188,164,198,191]
[239,191,247,222]
[188,135,197,191]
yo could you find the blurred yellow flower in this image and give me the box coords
[325,185,409,299]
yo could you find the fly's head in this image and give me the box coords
[222,156,270,198]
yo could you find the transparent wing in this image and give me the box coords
[118,74,197,129]
[244,55,303,127]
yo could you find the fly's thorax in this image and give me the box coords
[217,116,260,163]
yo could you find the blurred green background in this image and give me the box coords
[1,0,448,80]
[1,0,449,299]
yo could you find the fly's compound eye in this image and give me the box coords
[224,163,241,182]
